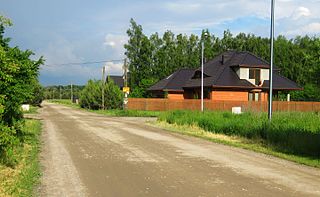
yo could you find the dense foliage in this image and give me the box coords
[0,16,43,165]
[125,19,320,101]
[43,85,84,100]
[159,111,320,157]
[80,78,123,110]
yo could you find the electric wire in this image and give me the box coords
[44,59,125,67]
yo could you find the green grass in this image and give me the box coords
[23,106,39,114]
[153,121,320,168]
[92,109,160,117]
[49,99,80,109]
[48,99,161,117]
[158,110,320,165]
[0,119,42,196]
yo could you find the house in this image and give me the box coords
[148,51,301,101]
[107,75,124,90]
[148,68,195,99]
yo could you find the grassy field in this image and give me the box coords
[0,119,42,197]
[158,110,320,167]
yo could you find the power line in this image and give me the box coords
[44,59,125,67]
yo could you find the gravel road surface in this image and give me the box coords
[38,102,320,197]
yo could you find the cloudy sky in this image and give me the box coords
[1,0,320,85]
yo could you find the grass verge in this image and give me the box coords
[48,99,160,117]
[23,106,39,115]
[152,121,320,168]
[49,99,80,109]
[0,119,42,196]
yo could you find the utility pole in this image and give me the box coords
[201,32,208,112]
[59,86,62,100]
[71,83,73,102]
[268,0,275,121]
[123,58,129,110]
[101,65,106,110]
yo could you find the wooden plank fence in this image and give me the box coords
[128,98,320,112]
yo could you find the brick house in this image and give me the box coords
[148,51,301,101]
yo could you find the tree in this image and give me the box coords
[125,19,153,97]
[80,79,123,110]
[0,16,44,165]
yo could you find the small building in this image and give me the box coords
[148,51,301,101]
[107,75,124,90]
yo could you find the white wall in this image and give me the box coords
[261,69,269,81]
[236,68,269,86]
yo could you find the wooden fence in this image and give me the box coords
[128,98,320,112]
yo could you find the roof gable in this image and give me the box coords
[148,68,195,91]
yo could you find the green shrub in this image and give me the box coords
[0,16,43,165]
[0,124,19,166]
[80,78,123,110]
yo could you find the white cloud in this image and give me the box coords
[285,22,320,35]
[165,2,201,13]
[103,34,127,57]
[104,61,123,76]
[292,6,311,20]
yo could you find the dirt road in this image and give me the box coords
[38,102,320,197]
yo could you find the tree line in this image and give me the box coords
[125,19,320,101]
[43,85,84,100]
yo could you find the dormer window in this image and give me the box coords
[249,68,261,85]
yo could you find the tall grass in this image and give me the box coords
[159,111,320,157]
[0,119,42,196]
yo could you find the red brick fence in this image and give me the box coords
[128,98,320,112]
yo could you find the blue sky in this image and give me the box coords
[1,0,320,86]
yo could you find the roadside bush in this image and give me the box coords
[159,110,320,157]
[104,77,123,110]
[80,78,123,110]
[0,16,43,165]
[0,124,19,166]
[25,81,44,106]
[80,80,102,110]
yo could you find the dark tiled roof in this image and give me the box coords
[262,72,302,90]
[148,68,195,91]
[149,51,301,91]
[184,51,299,90]
[107,76,124,88]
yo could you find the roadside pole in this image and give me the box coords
[123,58,129,110]
[70,83,73,102]
[59,86,62,99]
[102,66,106,110]
[268,0,275,121]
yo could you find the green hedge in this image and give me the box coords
[159,111,320,157]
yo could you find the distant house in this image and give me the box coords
[148,51,301,101]
[107,75,124,90]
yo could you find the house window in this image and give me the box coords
[249,68,261,85]
[249,93,260,101]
